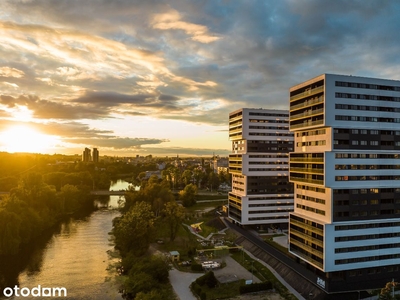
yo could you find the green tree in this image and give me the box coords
[58,184,81,212]
[0,208,21,255]
[163,201,185,242]
[193,169,203,188]
[182,169,193,186]
[379,280,400,300]
[124,180,174,216]
[179,184,198,207]
[113,201,155,255]
[208,171,220,191]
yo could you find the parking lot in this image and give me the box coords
[169,254,261,300]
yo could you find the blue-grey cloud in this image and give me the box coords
[1,0,400,154]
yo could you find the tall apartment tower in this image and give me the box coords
[289,74,400,292]
[92,148,99,163]
[82,147,91,162]
[228,108,294,227]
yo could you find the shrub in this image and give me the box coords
[239,281,273,294]
[191,282,202,295]
[200,291,207,300]
[191,262,203,272]
[205,271,218,288]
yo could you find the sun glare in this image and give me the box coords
[0,125,59,153]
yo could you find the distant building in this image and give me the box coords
[92,148,99,163]
[212,156,228,173]
[82,148,91,162]
[228,108,294,227]
[82,147,99,162]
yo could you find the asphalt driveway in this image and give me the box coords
[169,268,203,300]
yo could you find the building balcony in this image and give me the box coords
[229,169,243,174]
[229,128,243,135]
[289,176,324,185]
[228,201,242,210]
[290,85,324,102]
[290,108,324,121]
[290,239,324,260]
[289,157,324,163]
[290,247,324,270]
[290,218,323,235]
[290,96,324,111]
[229,115,243,123]
[290,228,323,247]
[229,163,242,168]
[290,119,324,130]
[289,167,324,174]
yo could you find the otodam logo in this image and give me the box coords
[3,285,67,298]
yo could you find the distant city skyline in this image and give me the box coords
[1,1,400,156]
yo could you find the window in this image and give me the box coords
[371,130,379,135]
[361,141,367,145]
[371,141,379,146]
[352,140,359,145]
[351,129,359,134]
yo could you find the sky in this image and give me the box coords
[1,0,400,157]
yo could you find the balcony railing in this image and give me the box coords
[290,96,324,111]
[290,239,324,259]
[290,228,323,247]
[289,167,324,174]
[290,218,323,235]
[229,115,243,123]
[229,128,243,135]
[290,119,324,130]
[290,248,324,269]
[290,108,324,121]
[290,86,324,102]
[289,176,324,185]
[229,163,242,168]
[289,157,324,163]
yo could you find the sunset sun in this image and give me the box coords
[0,125,59,153]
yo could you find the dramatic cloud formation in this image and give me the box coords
[0,0,400,155]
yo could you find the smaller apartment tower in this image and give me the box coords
[92,148,99,163]
[228,108,294,227]
[82,147,91,162]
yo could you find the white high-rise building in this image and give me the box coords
[228,108,294,227]
[289,74,400,292]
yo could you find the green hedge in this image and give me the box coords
[239,281,273,294]
[191,262,204,272]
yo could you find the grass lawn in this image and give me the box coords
[184,200,226,213]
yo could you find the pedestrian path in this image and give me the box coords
[169,268,203,300]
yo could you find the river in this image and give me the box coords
[0,180,130,299]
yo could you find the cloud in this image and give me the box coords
[142,145,230,157]
[152,9,221,43]
[0,94,108,120]
[66,137,169,149]
[0,119,169,150]
[0,67,25,78]
[1,0,400,155]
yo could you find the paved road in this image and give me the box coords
[169,268,203,300]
